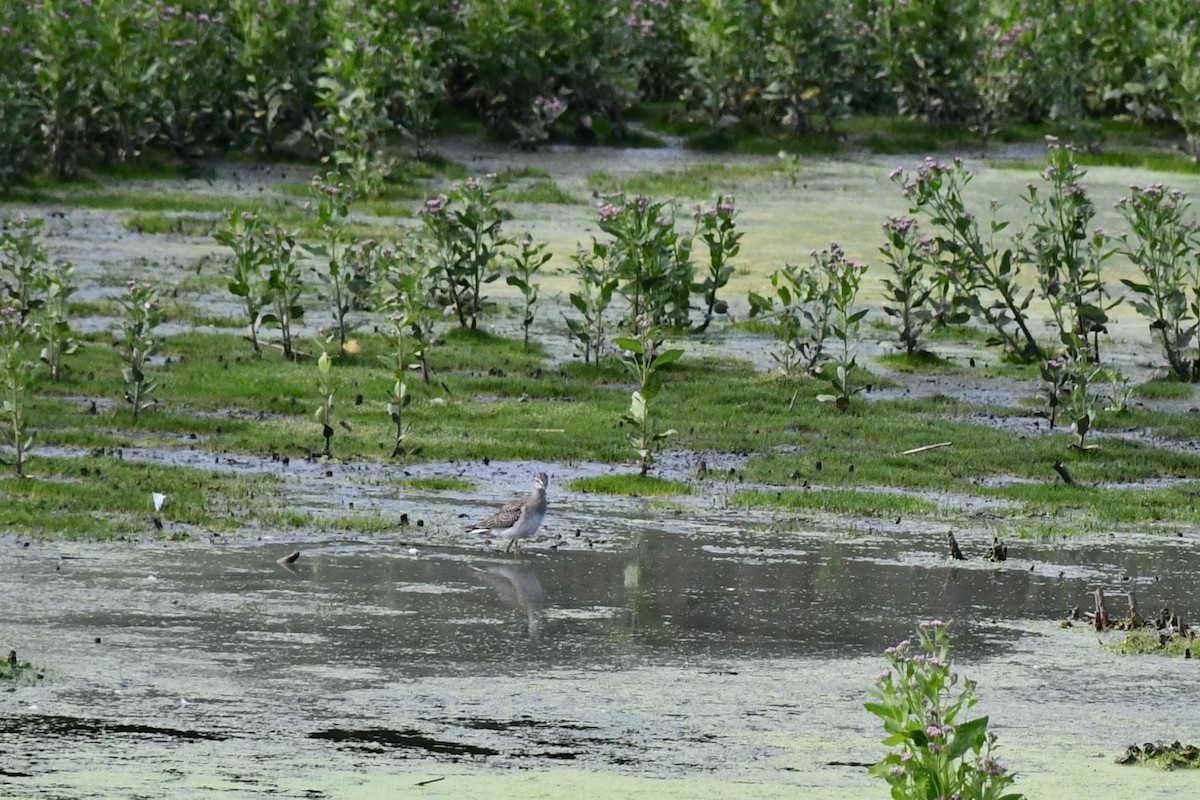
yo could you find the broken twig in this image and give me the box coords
[901,441,952,456]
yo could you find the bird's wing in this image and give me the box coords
[473,498,525,531]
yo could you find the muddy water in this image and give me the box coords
[4,520,1199,798]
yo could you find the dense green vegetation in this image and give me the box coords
[5,0,1200,194]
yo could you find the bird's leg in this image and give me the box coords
[505,539,514,554]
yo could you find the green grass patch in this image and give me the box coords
[585,161,783,199]
[569,474,692,496]
[983,482,1200,525]
[0,652,43,685]
[1115,740,1200,770]
[731,487,938,516]
[1133,380,1194,400]
[498,179,578,204]
[126,213,219,236]
[875,351,962,374]
[1107,628,1197,658]
[0,454,284,538]
[398,476,474,492]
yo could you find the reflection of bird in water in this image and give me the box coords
[467,472,549,554]
[471,564,545,639]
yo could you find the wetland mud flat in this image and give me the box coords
[3,520,1198,799]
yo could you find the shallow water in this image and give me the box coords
[5,139,1200,798]
[4,521,1199,798]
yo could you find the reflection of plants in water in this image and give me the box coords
[866,621,1023,800]
[617,535,665,644]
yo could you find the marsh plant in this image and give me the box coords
[380,313,413,459]
[879,215,959,356]
[813,243,868,412]
[595,193,693,330]
[315,3,395,197]
[566,246,618,365]
[0,215,48,324]
[1150,21,1200,163]
[375,238,438,384]
[1115,183,1200,382]
[309,173,369,350]
[692,194,740,333]
[37,259,79,382]
[895,158,1041,362]
[1103,368,1133,414]
[0,303,35,477]
[616,317,683,477]
[1020,140,1115,362]
[513,95,568,151]
[418,176,510,331]
[115,281,162,423]
[314,348,336,458]
[506,233,551,351]
[385,24,445,155]
[214,209,273,357]
[748,257,836,378]
[263,220,305,361]
[1037,349,1102,448]
[1036,353,1071,428]
[1062,353,1103,450]
[866,621,1023,800]
[226,0,324,156]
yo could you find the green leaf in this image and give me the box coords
[945,716,989,760]
[653,348,684,367]
[615,336,643,354]
[628,390,647,421]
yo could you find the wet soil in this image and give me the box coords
[4,139,1200,798]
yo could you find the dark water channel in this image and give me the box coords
[3,525,1199,798]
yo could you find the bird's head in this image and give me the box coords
[534,471,549,491]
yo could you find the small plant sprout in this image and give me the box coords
[375,237,439,384]
[747,264,817,377]
[692,194,740,333]
[314,345,336,457]
[115,281,162,423]
[0,302,35,477]
[262,220,304,361]
[565,245,618,365]
[1063,352,1103,450]
[380,312,413,458]
[615,317,684,476]
[506,233,550,351]
[880,216,956,355]
[866,621,1024,800]
[1038,347,1102,446]
[1037,354,1071,428]
[309,172,368,351]
[1103,368,1133,414]
[0,214,48,324]
[37,258,79,381]
[814,243,869,412]
[214,209,273,357]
